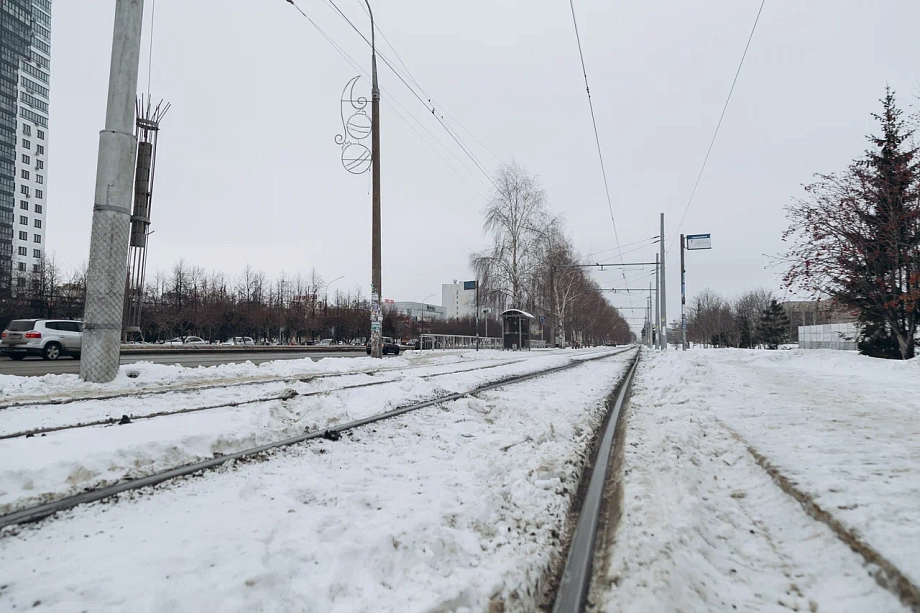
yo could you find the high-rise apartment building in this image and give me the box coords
[442,280,477,319]
[0,0,51,294]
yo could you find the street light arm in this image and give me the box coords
[361,0,377,91]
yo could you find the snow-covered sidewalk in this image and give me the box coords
[595,349,919,612]
[0,352,632,612]
[0,349,610,515]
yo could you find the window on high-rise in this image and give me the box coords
[18,231,27,240]
[22,124,30,136]
[32,264,39,273]
[34,204,41,214]
[22,139,30,149]
[21,154,29,164]
[33,234,41,243]
[17,246,26,256]
[35,174,42,184]
[20,169,28,180]
[19,216,27,225]
[35,189,41,199]
[36,144,43,155]
[17,262,26,272]
[35,159,42,170]
[33,219,40,228]
[20,186,29,196]
[37,129,44,140]
[19,201,27,210]
[33,249,41,259]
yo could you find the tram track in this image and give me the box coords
[0,356,534,441]
[0,348,634,530]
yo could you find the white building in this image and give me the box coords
[391,301,446,321]
[7,0,52,292]
[442,280,477,319]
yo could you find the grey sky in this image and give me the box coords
[48,0,920,332]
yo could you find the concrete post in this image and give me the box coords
[80,0,145,383]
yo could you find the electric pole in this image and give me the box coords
[80,0,145,383]
[680,233,687,350]
[655,253,660,351]
[660,213,667,350]
[366,0,382,359]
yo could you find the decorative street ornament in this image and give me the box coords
[335,76,372,175]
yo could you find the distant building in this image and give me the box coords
[783,300,857,342]
[442,280,476,319]
[390,301,445,321]
[0,0,52,293]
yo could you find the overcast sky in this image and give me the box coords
[48,0,919,333]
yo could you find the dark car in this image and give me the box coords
[366,336,400,355]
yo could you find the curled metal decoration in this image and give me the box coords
[336,76,372,175]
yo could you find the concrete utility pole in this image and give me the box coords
[80,0,145,383]
[659,213,667,350]
[680,233,687,350]
[365,0,383,359]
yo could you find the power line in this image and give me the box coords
[568,0,632,308]
[284,0,489,198]
[320,0,500,190]
[567,0,623,261]
[669,0,767,250]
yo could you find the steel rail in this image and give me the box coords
[552,351,640,613]
[0,348,635,530]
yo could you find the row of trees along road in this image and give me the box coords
[783,89,920,359]
[681,287,790,349]
[470,162,632,346]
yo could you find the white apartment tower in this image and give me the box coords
[442,280,477,319]
[0,0,51,294]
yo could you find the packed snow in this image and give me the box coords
[0,349,633,612]
[595,349,919,613]
[0,348,613,515]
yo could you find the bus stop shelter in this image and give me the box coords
[500,309,534,350]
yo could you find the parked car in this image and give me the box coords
[366,336,400,355]
[165,336,207,346]
[222,336,254,346]
[1,319,83,360]
[404,338,421,350]
[317,338,335,346]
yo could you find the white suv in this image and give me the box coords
[1,319,83,361]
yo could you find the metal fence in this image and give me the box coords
[419,334,503,350]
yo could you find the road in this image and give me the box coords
[0,351,371,377]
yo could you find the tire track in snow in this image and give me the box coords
[721,421,920,613]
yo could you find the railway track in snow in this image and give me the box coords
[0,356,536,441]
[551,350,640,613]
[0,347,635,530]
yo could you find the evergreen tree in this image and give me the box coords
[739,316,754,349]
[758,299,790,349]
[783,89,920,359]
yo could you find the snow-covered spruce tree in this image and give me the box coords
[782,89,920,359]
[758,299,790,349]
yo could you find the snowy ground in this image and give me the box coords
[0,348,633,612]
[595,349,919,612]
[0,348,614,515]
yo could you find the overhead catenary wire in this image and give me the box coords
[283,0,489,199]
[319,0,500,190]
[568,0,633,309]
[669,0,767,250]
